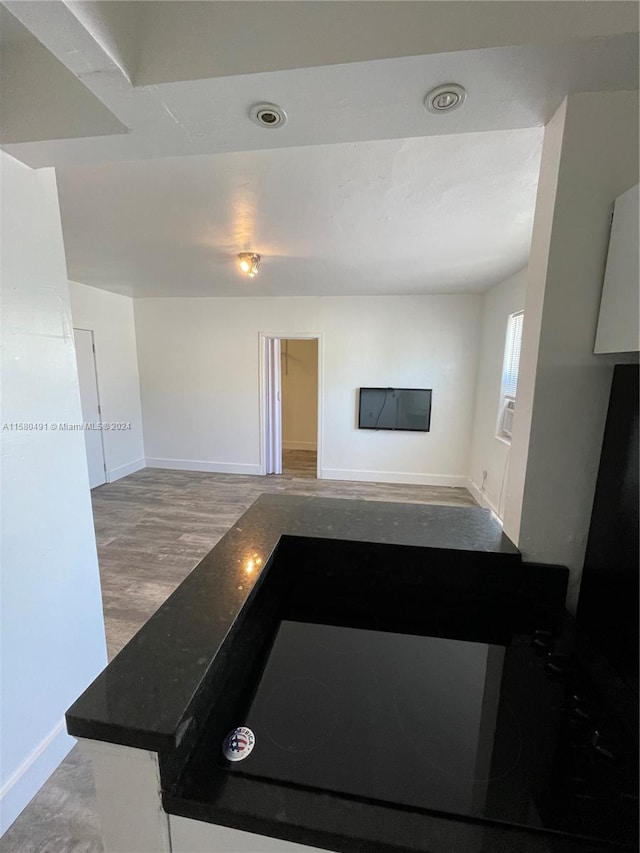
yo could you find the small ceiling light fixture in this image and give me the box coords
[424,83,467,114]
[250,103,287,128]
[238,252,260,277]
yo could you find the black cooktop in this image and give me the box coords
[221,619,637,848]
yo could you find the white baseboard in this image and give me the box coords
[466,478,502,520]
[145,458,262,476]
[108,458,145,483]
[0,719,74,836]
[466,478,484,507]
[282,441,317,451]
[321,468,468,488]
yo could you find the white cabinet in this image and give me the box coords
[170,815,328,852]
[79,738,328,853]
[594,183,639,354]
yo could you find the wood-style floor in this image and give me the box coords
[1,464,476,853]
[282,448,317,478]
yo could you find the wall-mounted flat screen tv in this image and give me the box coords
[358,388,432,432]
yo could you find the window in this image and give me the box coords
[498,311,524,440]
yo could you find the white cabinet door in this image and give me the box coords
[79,738,326,853]
[74,328,106,487]
[170,815,330,853]
[595,183,640,354]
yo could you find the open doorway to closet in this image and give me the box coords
[261,335,321,479]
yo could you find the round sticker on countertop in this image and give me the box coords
[222,726,255,762]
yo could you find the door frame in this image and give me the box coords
[258,332,323,478]
[74,327,109,485]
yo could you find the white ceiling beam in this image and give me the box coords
[1,1,637,169]
[1,0,190,161]
[134,1,640,85]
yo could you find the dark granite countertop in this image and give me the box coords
[66,495,517,751]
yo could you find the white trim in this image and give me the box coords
[316,335,324,481]
[258,334,267,475]
[107,458,145,482]
[259,333,323,479]
[0,719,73,836]
[467,478,502,520]
[73,327,108,485]
[321,468,468,488]
[145,458,261,476]
[494,434,511,448]
[264,337,283,474]
[282,440,317,451]
[466,478,484,507]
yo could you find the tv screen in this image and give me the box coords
[358,388,432,432]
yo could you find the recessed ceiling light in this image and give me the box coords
[424,84,467,114]
[250,103,287,128]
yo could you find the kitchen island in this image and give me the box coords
[67,495,636,853]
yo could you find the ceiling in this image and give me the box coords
[57,129,543,297]
[1,1,638,298]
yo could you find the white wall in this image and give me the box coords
[69,281,145,481]
[503,90,639,611]
[135,295,481,486]
[468,268,527,517]
[0,151,108,834]
[281,339,318,451]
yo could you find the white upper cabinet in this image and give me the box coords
[594,183,639,354]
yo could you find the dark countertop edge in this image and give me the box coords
[64,716,175,753]
[163,795,429,853]
[278,531,521,559]
[162,791,630,853]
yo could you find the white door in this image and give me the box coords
[73,328,106,488]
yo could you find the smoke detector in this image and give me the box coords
[250,103,287,128]
[424,84,466,114]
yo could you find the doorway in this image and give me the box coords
[73,328,107,488]
[261,335,321,478]
[281,338,319,477]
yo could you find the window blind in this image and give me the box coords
[503,312,524,399]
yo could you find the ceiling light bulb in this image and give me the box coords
[238,252,260,277]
